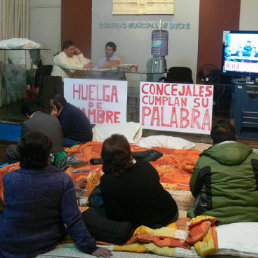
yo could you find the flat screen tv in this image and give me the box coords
[222,30,258,78]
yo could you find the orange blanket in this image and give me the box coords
[65,142,201,193]
[0,142,201,202]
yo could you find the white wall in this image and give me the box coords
[239,0,258,30]
[30,0,61,65]
[92,0,200,81]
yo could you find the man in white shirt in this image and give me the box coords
[51,40,92,79]
[96,42,121,68]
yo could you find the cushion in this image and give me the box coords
[92,122,142,144]
[137,135,195,149]
[209,222,258,257]
[0,38,41,49]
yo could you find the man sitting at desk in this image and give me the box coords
[51,40,92,79]
[96,42,121,68]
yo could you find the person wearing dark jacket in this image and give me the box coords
[100,134,178,228]
[188,120,258,225]
[0,132,111,258]
[50,95,92,147]
[6,99,63,163]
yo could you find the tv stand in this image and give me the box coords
[231,75,258,85]
[232,80,258,139]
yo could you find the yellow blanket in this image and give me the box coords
[114,216,217,257]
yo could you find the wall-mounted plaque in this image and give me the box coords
[113,0,175,15]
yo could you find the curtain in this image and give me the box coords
[0,0,30,40]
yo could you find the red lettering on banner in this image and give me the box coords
[88,109,121,124]
[142,107,151,126]
[150,84,155,94]
[89,102,94,108]
[81,84,87,100]
[191,109,201,129]
[178,85,185,96]
[97,102,102,109]
[199,85,204,97]
[103,85,110,101]
[114,112,120,123]
[180,108,190,128]
[174,97,180,106]
[142,96,148,104]
[171,84,178,95]
[202,109,211,130]
[181,97,187,107]
[73,84,80,99]
[88,109,96,123]
[169,107,178,128]
[193,98,200,107]
[89,85,94,100]
[202,98,209,108]
[164,84,171,95]
[72,84,119,102]
[161,107,169,127]
[185,86,191,96]
[97,110,105,123]
[142,83,149,94]
[111,86,118,103]
[193,85,198,96]
[96,86,102,101]
[106,111,113,123]
[205,86,213,97]
[156,83,163,95]
[151,107,160,126]
[162,96,168,106]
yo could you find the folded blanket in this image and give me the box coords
[114,216,218,257]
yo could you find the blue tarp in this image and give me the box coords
[0,123,21,142]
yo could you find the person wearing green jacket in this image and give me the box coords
[188,120,258,225]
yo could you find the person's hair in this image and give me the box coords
[105,41,116,52]
[63,40,74,50]
[18,132,53,169]
[210,120,237,144]
[101,134,133,176]
[51,94,67,106]
[21,99,40,116]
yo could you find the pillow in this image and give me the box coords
[0,38,40,49]
[92,122,142,144]
[210,222,258,257]
[137,135,195,149]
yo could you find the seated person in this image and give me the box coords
[242,40,253,57]
[96,42,121,68]
[0,132,111,258]
[100,134,178,228]
[188,120,258,225]
[7,99,63,163]
[50,95,92,147]
[51,40,92,79]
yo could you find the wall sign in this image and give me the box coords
[99,22,190,30]
[64,78,128,124]
[113,0,175,15]
[140,82,214,134]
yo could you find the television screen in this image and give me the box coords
[222,31,258,77]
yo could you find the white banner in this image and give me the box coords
[140,82,213,134]
[64,78,128,124]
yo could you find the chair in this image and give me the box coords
[41,75,63,113]
[160,67,193,83]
